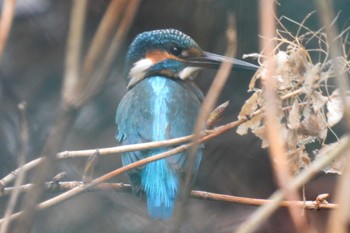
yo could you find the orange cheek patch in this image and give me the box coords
[145,50,184,63]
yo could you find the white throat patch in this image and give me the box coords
[127,58,153,88]
[127,58,201,88]
[178,67,201,80]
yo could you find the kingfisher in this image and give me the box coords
[116,29,258,220]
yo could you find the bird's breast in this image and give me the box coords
[149,77,170,141]
[117,76,203,144]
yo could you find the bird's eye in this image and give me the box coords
[169,46,182,56]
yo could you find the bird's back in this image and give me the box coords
[116,76,203,219]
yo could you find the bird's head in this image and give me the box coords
[125,29,258,88]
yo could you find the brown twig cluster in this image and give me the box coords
[238,12,350,175]
[235,2,350,233]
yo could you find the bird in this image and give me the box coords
[116,29,258,220]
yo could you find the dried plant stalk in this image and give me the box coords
[238,13,350,175]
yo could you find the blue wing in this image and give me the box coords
[116,76,203,219]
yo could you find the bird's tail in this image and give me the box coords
[141,156,179,220]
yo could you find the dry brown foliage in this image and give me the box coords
[238,14,350,174]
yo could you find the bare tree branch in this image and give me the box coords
[174,15,238,231]
[313,1,350,233]
[81,0,127,79]
[62,0,88,107]
[0,118,246,225]
[0,0,15,61]
[73,0,140,107]
[0,102,28,233]
[0,118,240,187]
[258,1,310,232]
[12,1,88,232]
[235,135,350,233]
[1,181,337,210]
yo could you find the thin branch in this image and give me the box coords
[1,120,346,226]
[0,135,193,189]
[175,14,237,231]
[0,102,28,233]
[81,0,127,78]
[0,1,137,230]
[0,158,41,192]
[57,134,194,159]
[314,0,350,130]
[259,1,309,232]
[191,191,336,210]
[2,182,337,210]
[0,118,237,187]
[0,0,141,191]
[314,2,350,233]
[0,0,16,61]
[235,135,350,233]
[0,107,259,192]
[72,0,140,107]
[62,0,88,107]
[327,151,350,233]
[0,118,246,225]
[12,1,88,232]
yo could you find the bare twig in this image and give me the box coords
[57,132,193,159]
[2,182,337,210]
[0,0,16,61]
[0,158,41,190]
[315,0,350,131]
[174,14,238,231]
[0,101,266,192]
[0,117,239,187]
[82,0,127,78]
[258,1,309,232]
[0,0,139,195]
[1,121,346,227]
[326,153,350,233]
[0,105,260,192]
[0,1,138,231]
[313,2,350,233]
[235,135,350,233]
[0,102,28,233]
[12,1,88,232]
[73,0,140,107]
[191,191,336,210]
[0,118,246,225]
[0,134,193,189]
[62,0,88,107]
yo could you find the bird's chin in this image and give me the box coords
[178,67,201,80]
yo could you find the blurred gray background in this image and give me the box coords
[0,0,349,232]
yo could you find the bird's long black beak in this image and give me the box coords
[184,51,259,71]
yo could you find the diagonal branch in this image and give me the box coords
[12,1,88,232]
[0,118,245,225]
[1,120,347,227]
[81,0,127,79]
[175,14,238,231]
[72,0,140,107]
[235,135,350,233]
[0,0,16,61]
[0,117,246,189]
[314,1,350,233]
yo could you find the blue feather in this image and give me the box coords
[116,76,203,219]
